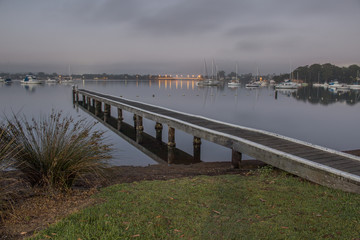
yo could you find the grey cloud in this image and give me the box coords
[133,0,249,35]
[227,24,283,37]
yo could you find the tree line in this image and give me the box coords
[273,63,360,84]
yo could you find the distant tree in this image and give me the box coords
[218,70,225,79]
[227,72,236,78]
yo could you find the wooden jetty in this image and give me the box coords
[73,87,360,194]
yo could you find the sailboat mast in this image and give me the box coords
[211,59,214,79]
[236,63,238,80]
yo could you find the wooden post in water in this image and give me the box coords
[92,99,95,108]
[133,114,137,129]
[193,136,201,162]
[75,90,79,103]
[82,95,86,105]
[72,86,76,103]
[104,104,111,122]
[136,115,144,143]
[117,108,123,130]
[167,127,176,164]
[155,122,163,142]
[95,100,101,116]
[231,150,242,169]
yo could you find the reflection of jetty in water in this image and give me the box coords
[76,100,201,165]
[277,86,360,105]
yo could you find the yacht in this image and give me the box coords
[228,63,241,87]
[245,81,260,88]
[20,75,42,84]
[275,80,299,89]
[196,78,220,86]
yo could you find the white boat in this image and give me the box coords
[60,64,74,83]
[328,81,349,90]
[275,80,299,89]
[228,63,240,87]
[349,70,360,90]
[245,67,263,88]
[245,81,260,88]
[46,78,58,83]
[0,77,4,83]
[349,84,360,90]
[21,75,42,84]
[197,59,220,86]
[228,81,241,87]
[60,76,73,83]
[196,78,220,86]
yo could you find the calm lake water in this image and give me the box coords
[1,79,359,166]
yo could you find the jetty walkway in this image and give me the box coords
[73,88,360,193]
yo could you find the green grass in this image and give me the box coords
[32,169,360,239]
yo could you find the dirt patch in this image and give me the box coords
[0,160,264,240]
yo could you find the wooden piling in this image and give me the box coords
[117,108,123,130]
[136,115,144,143]
[133,114,137,129]
[193,136,201,162]
[231,150,242,169]
[87,97,91,110]
[167,126,176,164]
[104,103,111,122]
[72,86,76,103]
[95,100,101,116]
[155,122,163,142]
[168,127,176,148]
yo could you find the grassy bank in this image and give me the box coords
[32,168,360,239]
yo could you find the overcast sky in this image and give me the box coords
[0,0,359,75]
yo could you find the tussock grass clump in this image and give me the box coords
[0,124,20,218]
[7,111,111,190]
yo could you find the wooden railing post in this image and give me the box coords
[231,150,242,169]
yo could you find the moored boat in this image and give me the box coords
[245,81,260,88]
[228,63,241,87]
[275,80,299,89]
[20,75,42,84]
[196,78,220,86]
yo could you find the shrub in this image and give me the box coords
[7,111,111,190]
[0,124,20,218]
